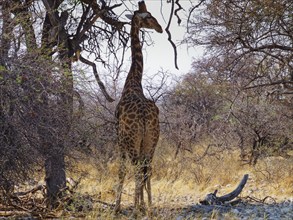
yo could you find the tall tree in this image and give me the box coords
[0,0,127,208]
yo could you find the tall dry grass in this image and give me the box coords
[70,139,292,211]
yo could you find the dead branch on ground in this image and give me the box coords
[200,174,249,205]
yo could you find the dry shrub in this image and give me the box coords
[252,156,293,197]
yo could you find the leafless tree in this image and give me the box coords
[187,0,293,98]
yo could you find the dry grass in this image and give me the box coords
[67,140,293,218]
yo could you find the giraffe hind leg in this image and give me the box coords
[114,155,126,213]
[134,162,146,213]
[145,165,152,207]
[142,160,152,208]
[140,160,153,218]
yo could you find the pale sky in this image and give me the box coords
[143,1,198,76]
[116,1,203,77]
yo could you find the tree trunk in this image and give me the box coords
[44,146,66,209]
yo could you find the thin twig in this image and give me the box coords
[174,0,183,25]
[14,185,45,197]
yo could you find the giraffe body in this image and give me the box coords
[114,1,162,214]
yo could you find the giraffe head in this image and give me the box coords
[126,1,163,33]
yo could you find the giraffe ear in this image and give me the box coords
[125,14,133,20]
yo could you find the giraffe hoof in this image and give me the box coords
[139,206,147,215]
[113,208,119,214]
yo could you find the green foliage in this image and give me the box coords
[0,65,7,72]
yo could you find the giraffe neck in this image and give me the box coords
[122,19,144,96]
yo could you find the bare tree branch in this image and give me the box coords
[79,55,115,102]
[244,80,293,90]
[218,174,249,203]
[187,0,206,33]
[165,0,179,69]
[174,0,183,25]
[200,174,249,205]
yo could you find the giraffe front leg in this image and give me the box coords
[114,155,126,213]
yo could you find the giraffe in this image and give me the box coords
[114,1,162,214]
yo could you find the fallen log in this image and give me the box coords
[200,174,249,205]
